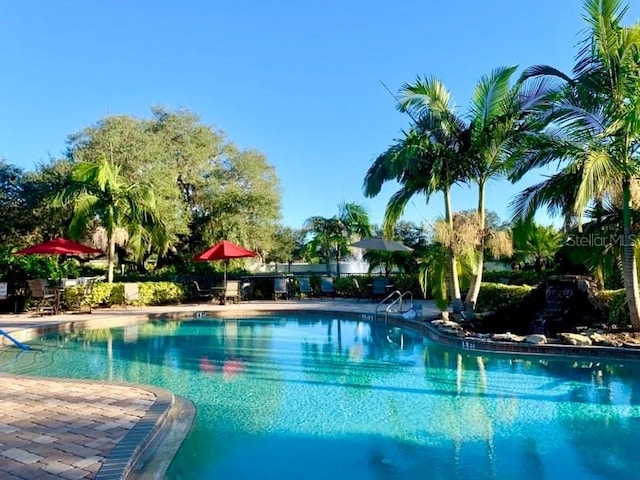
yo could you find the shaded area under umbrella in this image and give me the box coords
[193,240,257,287]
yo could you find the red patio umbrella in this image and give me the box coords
[16,238,103,256]
[193,240,257,286]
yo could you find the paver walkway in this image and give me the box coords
[0,376,172,480]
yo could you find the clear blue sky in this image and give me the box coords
[1,1,638,229]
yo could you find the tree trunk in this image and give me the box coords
[444,187,463,312]
[621,179,640,329]
[107,234,116,283]
[465,180,486,311]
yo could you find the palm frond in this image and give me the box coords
[469,65,518,124]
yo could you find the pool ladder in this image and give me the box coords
[375,290,415,323]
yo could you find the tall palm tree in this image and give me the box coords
[364,123,467,312]
[366,68,548,312]
[53,155,167,282]
[512,0,640,327]
[399,67,551,311]
[303,202,371,277]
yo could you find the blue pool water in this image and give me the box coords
[2,315,640,479]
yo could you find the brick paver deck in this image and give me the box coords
[0,375,172,480]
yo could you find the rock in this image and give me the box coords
[589,333,606,344]
[492,333,524,342]
[558,333,592,346]
[441,311,450,321]
[600,338,622,347]
[438,320,462,330]
[440,327,461,335]
[525,334,547,344]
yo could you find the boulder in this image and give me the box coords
[440,327,461,336]
[492,332,524,342]
[558,333,592,346]
[525,334,547,344]
[439,320,462,330]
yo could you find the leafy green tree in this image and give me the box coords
[304,202,372,277]
[53,156,167,282]
[0,159,27,246]
[378,220,431,251]
[264,226,306,272]
[64,107,282,268]
[0,158,76,249]
[512,0,640,327]
[194,146,281,256]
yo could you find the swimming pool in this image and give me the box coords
[3,314,640,479]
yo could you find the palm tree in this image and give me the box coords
[399,67,551,311]
[364,124,467,312]
[53,155,167,282]
[511,218,563,272]
[512,0,640,327]
[303,202,371,277]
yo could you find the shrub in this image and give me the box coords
[139,282,185,305]
[595,289,629,326]
[85,281,186,307]
[475,282,534,313]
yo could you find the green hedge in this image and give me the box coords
[64,281,186,308]
[475,282,534,313]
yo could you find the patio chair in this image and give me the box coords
[371,277,392,302]
[273,277,289,300]
[27,279,55,315]
[320,276,335,300]
[298,277,312,299]
[223,280,241,304]
[64,276,100,313]
[192,280,215,304]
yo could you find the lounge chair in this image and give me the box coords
[273,277,289,300]
[298,277,312,299]
[320,276,335,300]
